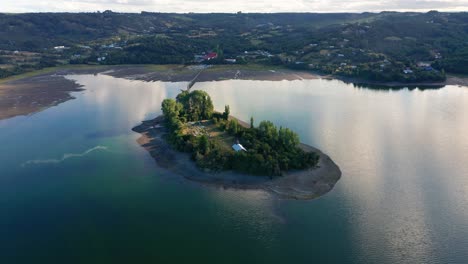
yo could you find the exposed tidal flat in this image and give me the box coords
[1,67,468,263]
[0,64,319,120]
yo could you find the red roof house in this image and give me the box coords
[203,52,218,61]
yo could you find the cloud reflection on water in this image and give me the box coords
[194,79,468,262]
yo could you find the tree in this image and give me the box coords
[250,117,254,128]
[176,90,214,121]
[278,127,300,149]
[223,105,230,120]
[199,135,210,155]
[258,121,278,142]
[215,44,224,60]
[161,98,182,118]
[228,119,239,134]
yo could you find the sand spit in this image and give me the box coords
[0,73,83,120]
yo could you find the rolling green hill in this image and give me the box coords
[1,11,467,81]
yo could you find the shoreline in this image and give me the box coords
[132,116,342,200]
[2,64,467,87]
[0,64,320,121]
[0,72,84,120]
[1,64,467,121]
[314,72,448,88]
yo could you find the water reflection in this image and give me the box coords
[1,74,467,263]
[68,74,186,130]
[194,80,468,263]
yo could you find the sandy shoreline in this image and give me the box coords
[132,116,342,200]
[0,73,84,120]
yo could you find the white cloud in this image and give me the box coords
[2,0,467,13]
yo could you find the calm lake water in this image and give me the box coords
[1,74,467,263]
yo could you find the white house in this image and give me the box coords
[403,68,413,74]
[232,144,247,152]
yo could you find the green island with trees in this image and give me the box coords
[160,90,319,176]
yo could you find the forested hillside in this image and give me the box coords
[1,11,467,82]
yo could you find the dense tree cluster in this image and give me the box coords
[175,90,214,121]
[161,90,318,176]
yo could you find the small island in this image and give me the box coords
[133,90,341,199]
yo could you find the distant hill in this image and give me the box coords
[0,12,379,51]
[0,11,467,80]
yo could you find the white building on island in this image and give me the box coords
[232,143,247,152]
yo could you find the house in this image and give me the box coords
[232,143,247,152]
[403,68,413,74]
[203,52,218,61]
[416,62,434,71]
[417,62,431,68]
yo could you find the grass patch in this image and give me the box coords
[205,64,283,72]
[0,64,108,84]
[250,39,263,46]
[0,67,58,84]
[183,120,235,152]
[144,64,185,71]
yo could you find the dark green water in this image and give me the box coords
[1,74,467,263]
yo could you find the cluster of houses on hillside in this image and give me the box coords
[404,62,436,74]
[193,49,276,64]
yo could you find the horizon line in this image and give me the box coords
[2,10,467,15]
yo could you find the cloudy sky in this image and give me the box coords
[2,0,468,13]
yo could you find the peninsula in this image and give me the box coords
[133,89,341,199]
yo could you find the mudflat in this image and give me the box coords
[0,73,83,120]
[0,64,318,120]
